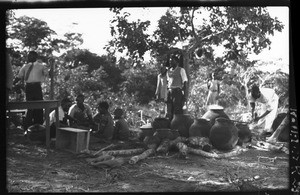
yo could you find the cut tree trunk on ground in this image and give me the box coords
[129,147,157,164]
[90,157,126,168]
[97,148,145,156]
[176,142,188,157]
[188,146,248,159]
[156,139,171,154]
[86,154,115,164]
[188,136,212,152]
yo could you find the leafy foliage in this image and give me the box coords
[6,9,289,126]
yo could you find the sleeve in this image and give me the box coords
[180,68,188,83]
[68,105,76,118]
[17,65,26,79]
[85,105,93,117]
[93,113,101,124]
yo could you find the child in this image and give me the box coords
[113,108,130,141]
[93,101,114,141]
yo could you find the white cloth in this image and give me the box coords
[18,61,49,83]
[43,106,65,126]
[249,88,279,131]
[167,67,188,89]
[155,74,168,101]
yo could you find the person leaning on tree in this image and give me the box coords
[248,84,279,136]
[165,51,188,121]
[13,50,49,132]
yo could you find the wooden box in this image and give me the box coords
[56,127,90,153]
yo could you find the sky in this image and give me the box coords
[13,6,289,64]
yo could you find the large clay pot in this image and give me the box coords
[170,114,193,137]
[209,117,238,151]
[235,123,252,145]
[189,118,212,138]
[152,117,170,131]
[202,105,230,126]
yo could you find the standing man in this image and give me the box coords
[166,51,188,121]
[13,51,49,131]
[249,84,279,136]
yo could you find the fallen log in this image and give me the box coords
[188,146,248,159]
[176,142,188,157]
[129,144,158,164]
[91,157,126,168]
[253,140,284,152]
[188,136,212,152]
[94,144,115,156]
[156,139,171,154]
[97,148,145,156]
[86,154,115,164]
[169,136,188,147]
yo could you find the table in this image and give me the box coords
[6,100,60,148]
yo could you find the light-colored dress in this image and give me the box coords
[205,79,219,106]
[155,73,168,101]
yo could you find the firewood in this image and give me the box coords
[91,157,126,168]
[169,136,188,147]
[97,148,145,156]
[86,154,115,164]
[129,148,156,164]
[176,142,188,157]
[188,146,247,159]
[253,140,284,152]
[188,136,212,152]
[156,139,171,154]
[93,144,115,156]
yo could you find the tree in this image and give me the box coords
[107,7,284,105]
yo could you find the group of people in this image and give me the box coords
[9,50,129,143]
[155,51,285,143]
[155,51,221,120]
[155,51,188,121]
[7,49,286,144]
[48,94,130,142]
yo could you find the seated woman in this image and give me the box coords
[68,94,94,130]
[93,101,114,142]
[113,108,130,141]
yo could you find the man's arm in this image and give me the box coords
[254,110,271,122]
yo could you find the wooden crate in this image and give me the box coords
[56,127,90,154]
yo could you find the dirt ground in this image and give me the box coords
[5,126,290,193]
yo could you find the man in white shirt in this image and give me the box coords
[249,84,279,135]
[13,51,49,131]
[44,98,74,138]
[166,51,188,121]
